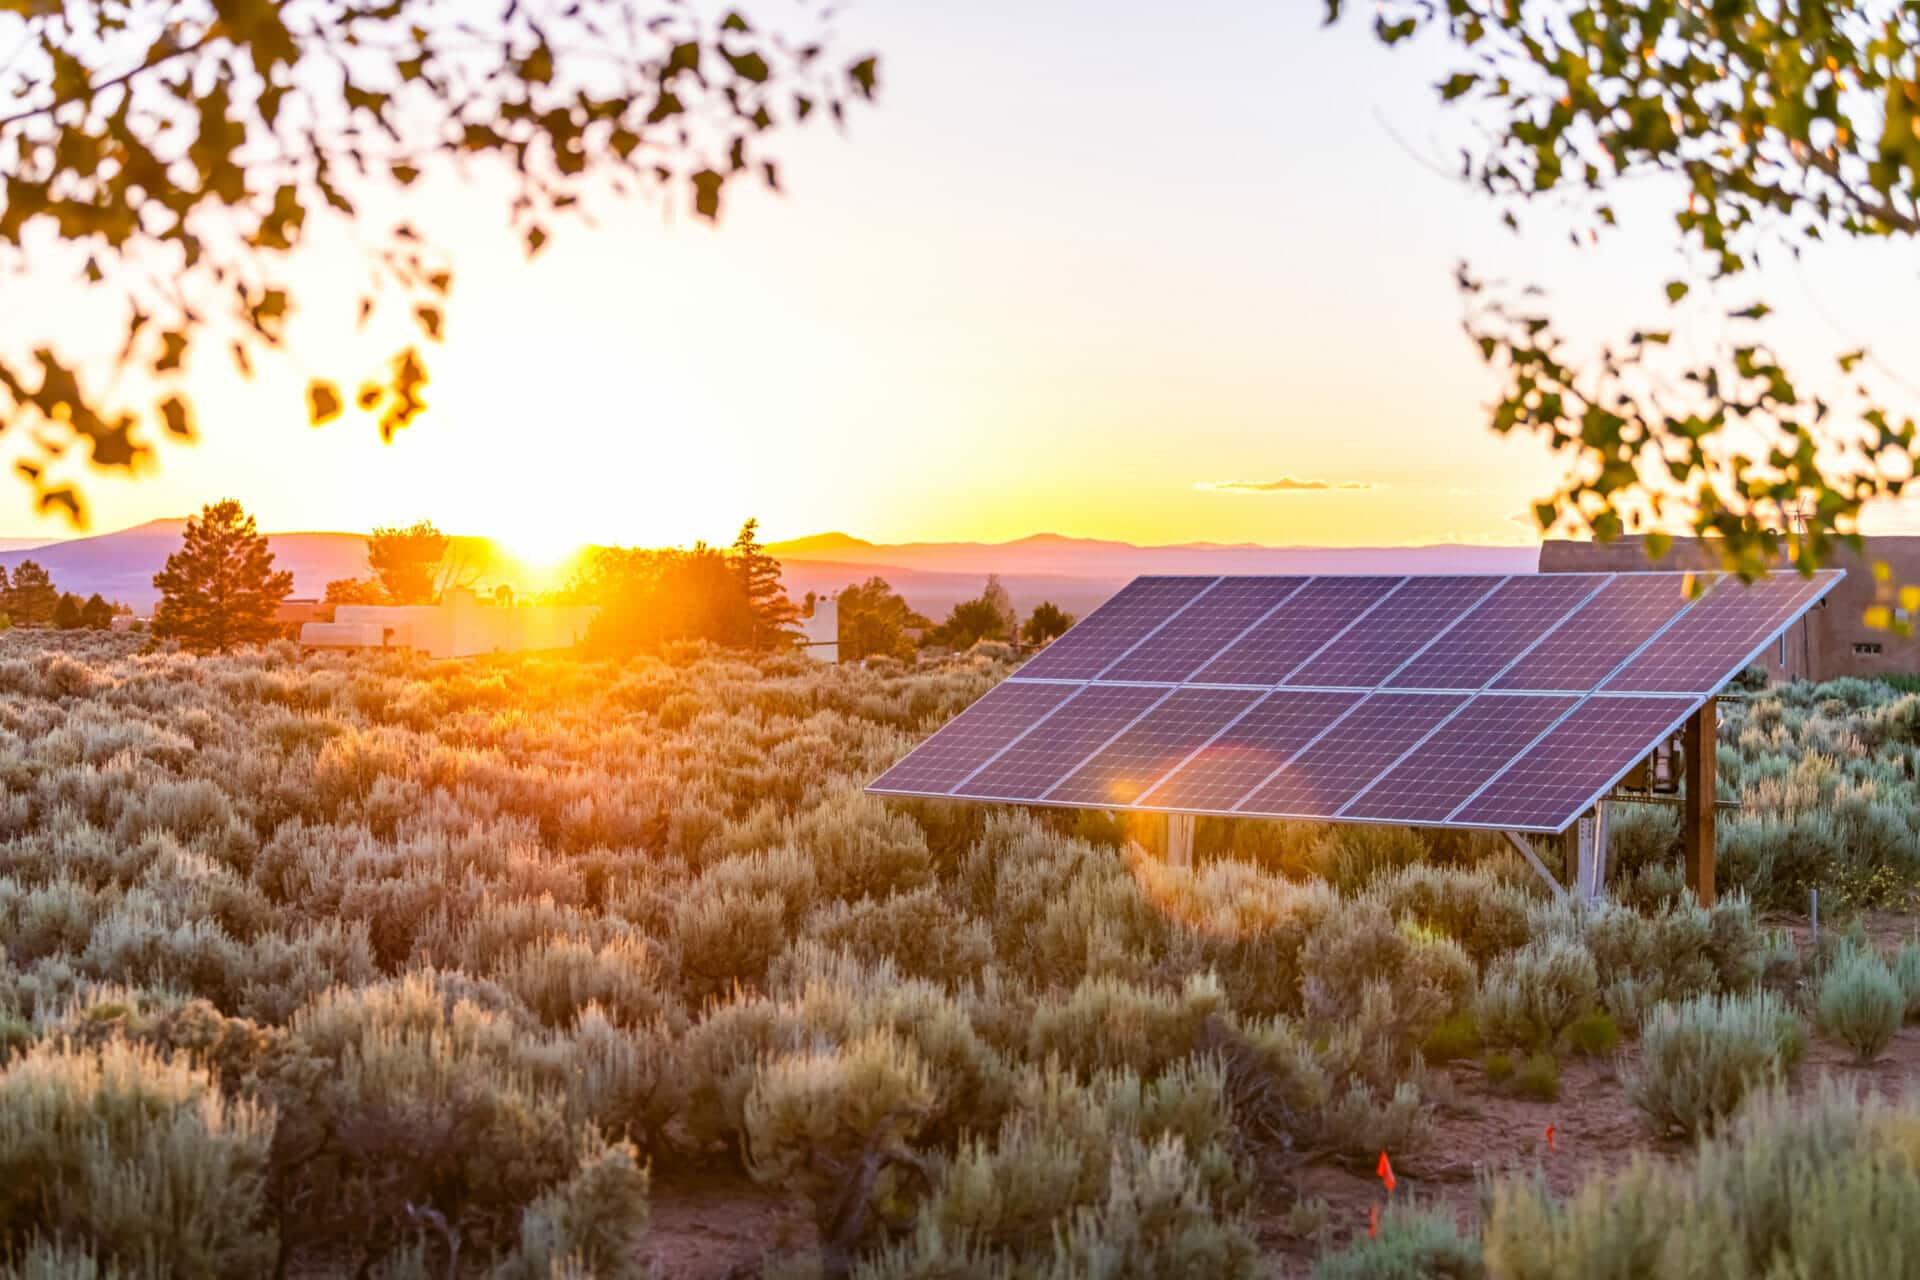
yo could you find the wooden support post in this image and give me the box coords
[1683,700,1716,907]
[1167,813,1195,869]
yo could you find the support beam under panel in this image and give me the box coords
[1683,700,1717,907]
[1166,812,1195,869]
[1504,831,1566,900]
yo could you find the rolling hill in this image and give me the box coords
[0,520,1540,616]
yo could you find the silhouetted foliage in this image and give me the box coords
[152,501,294,652]
[0,3,878,518]
[931,580,1015,650]
[324,578,386,606]
[79,593,114,630]
[367,521,451,605]
[1022,601,1075,646]
[52,592,81,630]
[837,577,930,663]
[574,545,754,653]
[1334,0,1920,580]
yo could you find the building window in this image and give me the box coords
[1855,642,1884,657]
[1779,633,1788,664]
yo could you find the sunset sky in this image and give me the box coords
[7,0,1917,554]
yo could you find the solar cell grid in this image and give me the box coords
[1101,578,1308,683]
[1236,692,1465,817]
[1497,574,1715,691]
[959,682,1171,801]
[1340,694,1577,823]
[1047,686,1263,807]
[1193,577,1405,687]
[868,680,1078,796]
[1013,576,1217,681]
[1139,690,1363,812]
[872,569,1843,834]
[1389,575,1606,691]
[1453,695,1697,828]
[1605,571,1839,694]
[1285,576,1499,688]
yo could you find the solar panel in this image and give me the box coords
[1338,694,1576,823]
[1139,690,1364,812]
[1286,576,1500,689]
[868,680,1078,796]
[1047,686,1264,806]
[1496,574,1710,691]
[869,569,1842,832]
[1389,575,1606,690]
[1237,692,1466,817]
[1451,694,1698,828]
[1013,576,1216,681]
[1193,577,1404,685]
[1101,578,1306,683]
[961,682,1170,801]
[1605,572,1834,694]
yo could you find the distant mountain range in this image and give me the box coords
[0,520,528,611]
[0,521,1540,616]
[767,532,1540,619]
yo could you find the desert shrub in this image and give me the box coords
[788,789,935,904]
[0,1038,275,1276]
[1475,938,1598,1050]
[1420,1014,1480,1064]
[1894,940,1920,1019]
[1815,945,1904,1063]
[1367,864,1532,965]
[807,888,994,986]
[1311,825,1430,893]
[270,974,581,1271]
[1317,1079,1432,1157]
[1564,1012,1619,1058]
[673,889,787,1004]
[1300,906,1473,1071]
[1311,1205,1481,1280]
[1044,1132,1261,1280]
[866,1062,1255,1279]
[1509,1053,1559,1103]
[1028,973,1225,1080]
[496,1132,651,1280]
[1484,1080,1920,1278]
[1629,991,1803,1137]
[492,933,680,1031]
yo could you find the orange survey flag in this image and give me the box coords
[1546,1124,1557,1152]
[1377,1150,1396,1192]
[1368,1202,1380,1239]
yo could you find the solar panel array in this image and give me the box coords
[869,570,1841,833]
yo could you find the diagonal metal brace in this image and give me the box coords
[1505,831,1567,900]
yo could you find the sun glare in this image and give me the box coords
[494,524,584,572]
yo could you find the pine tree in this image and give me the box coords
[6,561,57,627]
[52,593,82,630]
[731,518,801,651]
[79,594,115,630]
[152,500,294,652]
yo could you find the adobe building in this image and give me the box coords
[1539,536,1920,682]
[299,588,596,659]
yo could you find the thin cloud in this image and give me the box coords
[1196,477,1376,494]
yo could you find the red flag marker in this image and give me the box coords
[1376,1150,1396,1192]
[1545,1124,1557,1152]
[1368,1202,1380,1239]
